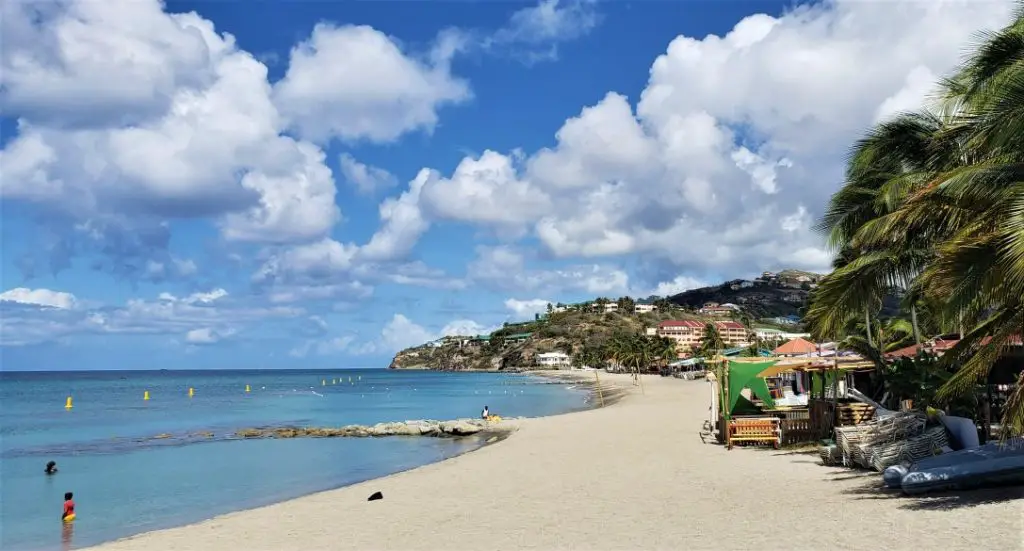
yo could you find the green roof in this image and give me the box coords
[470,335,491,341]
[504,332,533,339]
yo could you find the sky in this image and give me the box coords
[0,0,1016,370]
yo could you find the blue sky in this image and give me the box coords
[0,0,1015,370]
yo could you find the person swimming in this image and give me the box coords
[45,461,58,475]
[62,492,75,523]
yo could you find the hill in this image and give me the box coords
[388,268,834,371]
[667,269,824,318]
[389,307,701,371]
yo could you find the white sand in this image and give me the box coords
[87,373,1023,551]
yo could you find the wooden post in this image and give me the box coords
[595,370,605,407]
[723,359,732,450]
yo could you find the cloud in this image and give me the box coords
[289,335,358,358]
[485,0,600,63]
[648,276,707,298]
[272,23,471,144]
[184,327,235,345]
[358,170,432,262]
[504,298,552,317]
[0,288,301,346]
[394,0,1014,281]
[0,287,78,309]
[346,314,498,355]
[338,153,398,195]
[467,245,629,295]
[0,0,342,253]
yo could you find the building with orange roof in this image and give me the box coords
[773,337,819,357]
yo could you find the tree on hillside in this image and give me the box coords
[807,4,1024,436]
[617,296,636,313]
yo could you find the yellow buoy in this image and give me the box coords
[143,390,150,401]
[348,377,352,383]
[245,384,250,393]
[332,379,337,385]
[189,387,195,398]
[322,380,326,386]
[65,396,73,410]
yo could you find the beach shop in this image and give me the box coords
[703,357,875,449]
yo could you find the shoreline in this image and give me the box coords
[77,370,634,551]
[85,373,1021,550]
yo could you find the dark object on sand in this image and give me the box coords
[368,491,383,501]
[45,461,58,475]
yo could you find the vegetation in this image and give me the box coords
[806,4,1024,436]
[390,297,742,373]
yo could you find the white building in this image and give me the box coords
[602,302,619,313]
[635,303,657,313]
[754,328,811,341]
[536,351,571,369]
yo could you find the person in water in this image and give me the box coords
[45,461,58,475]
[481,405,489,420]
[62,492,75,523]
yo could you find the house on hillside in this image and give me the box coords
[602,302,619,313]
[700,304,734,316]
[769,314,803,326]
[634,299,657,313]
[754,328,811,341]
[536,351,571,369]
[503,332,532,345]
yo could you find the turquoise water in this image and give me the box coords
[0,369,590,550]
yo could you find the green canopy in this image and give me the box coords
[726,360,777,415]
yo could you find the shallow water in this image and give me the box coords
[0,369,589,550]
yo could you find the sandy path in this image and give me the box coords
[86,373,1023,551]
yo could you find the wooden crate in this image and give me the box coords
[836,403,876,426]
[728,417,781,450]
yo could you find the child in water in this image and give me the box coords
[45,461,58,475]
[62,492,75,523]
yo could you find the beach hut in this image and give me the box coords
[773,337,819,357]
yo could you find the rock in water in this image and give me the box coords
[368,491,383,501]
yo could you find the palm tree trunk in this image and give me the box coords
[910,305,922,345]
[865,309,875,348]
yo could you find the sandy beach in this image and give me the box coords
[86,373,1023,551]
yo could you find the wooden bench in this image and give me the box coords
[728,417,782,450]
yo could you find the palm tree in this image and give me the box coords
[840,317,916,371]
[811,4,1024,436]
[697,323,725,360]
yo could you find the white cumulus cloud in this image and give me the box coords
[272,24,471,144]
[0,288,78,309]
[504,298,552,317]
[393,0,1014,281]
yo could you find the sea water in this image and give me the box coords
[0,369,590,550]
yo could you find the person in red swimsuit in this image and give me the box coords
[62,492,75,523]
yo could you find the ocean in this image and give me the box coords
[0,369,591,550]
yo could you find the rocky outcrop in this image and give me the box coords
[233,418,517,440]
